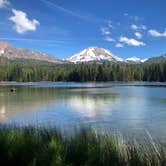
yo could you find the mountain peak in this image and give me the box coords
[67,46,124,63]
[0,41,12,55]
[0,41,11,49]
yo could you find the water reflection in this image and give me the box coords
[67,92,117,118]
[0,105,7,122]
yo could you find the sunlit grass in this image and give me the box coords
[0,126,165,166]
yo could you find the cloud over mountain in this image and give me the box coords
[135,32,143,39]
[148,29,166,37]
[131,24,147,31]
[119,36,145,46]
[115,43,123,48]
[101,27,110,35]
[9,9,40,34]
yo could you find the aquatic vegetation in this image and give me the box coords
[0,126,165,166]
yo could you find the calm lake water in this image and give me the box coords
[0,82,166,142]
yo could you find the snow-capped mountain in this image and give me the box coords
[0,41,62,63]
[67,47,124,63]
[126,56,147,63]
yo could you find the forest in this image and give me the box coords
[0,57,166,82]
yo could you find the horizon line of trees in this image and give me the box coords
[0,57,166,82]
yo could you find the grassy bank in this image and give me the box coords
[0,127,165,166]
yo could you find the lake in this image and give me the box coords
[0,82,166,142]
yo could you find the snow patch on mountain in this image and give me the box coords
[0,50,4,55]
[141,58,148,63]
[126,56,147,63]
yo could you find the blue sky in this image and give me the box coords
[0,0,166,59]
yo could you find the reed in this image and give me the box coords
[0,126,165,166]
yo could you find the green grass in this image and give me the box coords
[0,127,165,166]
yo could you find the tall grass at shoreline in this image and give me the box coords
[0,126,165,166]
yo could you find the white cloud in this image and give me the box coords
[104,36,115,42]
[0,0,9,8]
[131,24,138,30]
[119,36,145,46]
[115,43,123,48]
[135,32,143,39]
[101,27,110,35]
[148,29,166,37]
[9,9,40,34]
[108,20,113,28]
[131,24,147,31]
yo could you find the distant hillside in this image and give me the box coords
[0,41,63,63]
[145,54,166,64]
